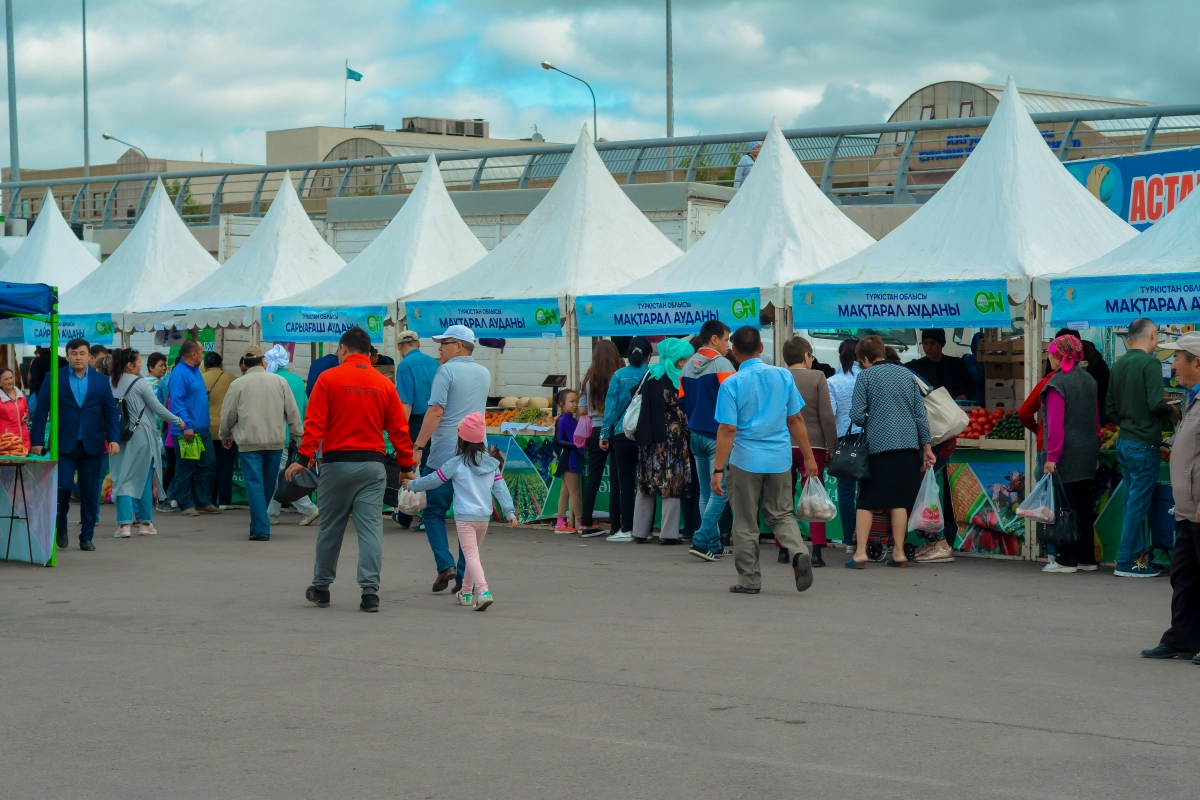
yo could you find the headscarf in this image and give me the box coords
[647,337,695,389]
[1048,334,1084,373]
[264,344,290,374]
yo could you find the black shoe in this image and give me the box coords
[792,552,813,592]
[659,537,684,546]
[777,547,790,563]
[633,536,650,544]
[811,545,825,568]
[360,594,380,612]
[432,566,456,593]
[79,540,95,551]
[1140,643,1197,660]
[248,534,270,541]
[56,528,68,549]
[305,585,330,608]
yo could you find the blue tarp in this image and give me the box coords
[0,281,55,318]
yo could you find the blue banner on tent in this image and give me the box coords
[406,298,562,339]
[792,281,1011,328]
[576,288,761,336]
[0,314,116,346]
[1048,273,1200,326]
[260,306,386,344]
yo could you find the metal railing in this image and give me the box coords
[5,103,1200,229]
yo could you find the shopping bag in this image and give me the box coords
[396,487,427,517]
[908,468,945,533]
[1016,473,1056,523]
[178,434,206,461]
[914,375,969,445]
[1039,473,1079,548]
[796,476,837,522]
[573,414,593,449]
[827,431,870,481]
[621,373,651,440]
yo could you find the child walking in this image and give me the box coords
[406,412,516,611]
[554,390,583,533]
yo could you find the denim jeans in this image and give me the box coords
[690,431,727,555]
[836,477,857,545]
[1117,438,1160,566]
[240,449,282,537]
[174,429,215,510]
[421,465,466,583]
[115,468,155,526]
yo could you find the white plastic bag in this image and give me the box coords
[396,487,427,517]
[796,477,837,522]
[1016,473,1056,523]
[908,469,945,533]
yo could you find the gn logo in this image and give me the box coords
[973,291,1005,314]
[731,297,757,320]
[535,307,559,326]
[366,314,383,333]
[94,320,114,336]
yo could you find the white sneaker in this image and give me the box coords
[114,525,132,538]
[299,509,319,527]
[138,524,157,535]
[1076,564,1098,571]
[1043,562,1078,574]
[1041,557,1059,572]
[606,531,634,542]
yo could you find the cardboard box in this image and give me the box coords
[985,361,1017,379]
[1014,379,1027,399]
[985,387,1015,402]
[986,397,1016,412]
[985,379,1015,390]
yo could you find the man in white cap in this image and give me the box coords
[410,325,492,594]
[1142,331,1200,664]
[733,141,762,188]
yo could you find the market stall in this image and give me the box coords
[0,281,59,566]
[792,76,1137,560]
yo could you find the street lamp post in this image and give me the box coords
[102,132,148,163]
[541,61,597,142]
[82,0,90,178]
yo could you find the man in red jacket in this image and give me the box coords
[286,327,415,612]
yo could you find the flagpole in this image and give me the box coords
[343,59,347,128]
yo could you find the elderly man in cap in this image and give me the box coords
[733,141,762,188]
[218,345,302,541]
[393,330,441,529]
[410,325,492,593]
[1142,332,1200,663]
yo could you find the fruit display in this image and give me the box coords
[1100,423,1119,450]
[0,433,28,457]
[961,408,1008,439]
[985,411,1023,440]
[485,408,553,427]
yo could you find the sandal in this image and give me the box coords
[844,556,866,569]
[729,585,760,594]
[886,557,909,568]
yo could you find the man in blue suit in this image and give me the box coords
[30,338,120,551]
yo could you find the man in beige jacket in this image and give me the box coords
[219,346,302,541]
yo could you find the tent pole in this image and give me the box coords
[49,297,59,462]
[566,297,580,391]
[774,300,792,367]
[1022,296,1040,562]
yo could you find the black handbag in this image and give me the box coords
[827,431,871,482]
[1038,473,1079,548]
[273,442,318,505]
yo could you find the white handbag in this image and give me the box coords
[621,373,651,440]
[914,375,969,445]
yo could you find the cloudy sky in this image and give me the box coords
[3,0,1195,169]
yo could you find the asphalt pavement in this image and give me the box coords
[1,505,1195,799]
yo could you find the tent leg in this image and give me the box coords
[773,303,792,367]
[1022,298,1041,562]
[566,301,580,391]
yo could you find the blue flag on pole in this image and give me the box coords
[346,66,363,82]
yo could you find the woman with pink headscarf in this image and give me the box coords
[1040,335,1102,574]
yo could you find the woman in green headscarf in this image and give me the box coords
[632,337,696,544]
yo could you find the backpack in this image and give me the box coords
[117,377,147,442]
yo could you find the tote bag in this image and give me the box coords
[914,376,969,445]
[621,373,651,441]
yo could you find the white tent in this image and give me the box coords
[0,189,99,293]
[60,179,221,319]
[141,171,345,328]
[281,155,485,312]
[407,126,682,302]
[799,76,1137,303]
[620,118,874,300]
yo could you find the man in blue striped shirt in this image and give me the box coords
[712,327,818,595]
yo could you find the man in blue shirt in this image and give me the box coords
[30,338,120,551]
[711,327,818,595]
[392,330,440,527]
[169,340,221,516]
[306,352,340,396]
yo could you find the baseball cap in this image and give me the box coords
[242,345,265,360]
[396,329,420,345]
[432,324,475,344]
[1161,331,1200,357]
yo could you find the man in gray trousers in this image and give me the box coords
[285,327,416,612]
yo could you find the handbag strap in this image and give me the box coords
[1052,471,1074,513]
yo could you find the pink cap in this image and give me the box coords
[458,411,486,444]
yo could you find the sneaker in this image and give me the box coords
[413,521,425,532]
[156,501,174,513]
[305,585,330,608]
[1042,562,1077,574]
[1041,556,1059,572]
[1140,642,1197,660]
[1114,563,1161,578]
[248,534,270,541]
[606,531,634,542]
[914,539,955,563]
[299,509,319,527]
[181,508,200,517]
[268,515,281,525]
[580,528,606,538]
[359,594,380,613]
[722,547,733,556]
[114,525,132,538]
[138,524,156,535]
[689,547,720,562]
[456,590,473,606]
[474,591,494,611]
[1076,564,1098,572]
[554,523,574,534]
[197,505,223,514]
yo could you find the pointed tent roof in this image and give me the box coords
[282,156,485,312]
[801,76,1137,302]
[621,119,874,299]
[0,189,99,293]
[144,171,345,328]
[407,126,682,302]
[61,179,221,317]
